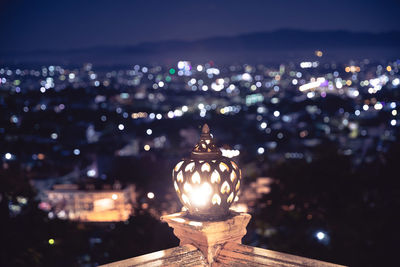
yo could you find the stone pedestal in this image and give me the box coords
[161,211,251,265]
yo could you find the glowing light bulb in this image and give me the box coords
[190,183,212,206]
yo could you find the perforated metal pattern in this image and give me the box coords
[173,157,241,219]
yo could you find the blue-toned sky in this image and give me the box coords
[0,0,399,52]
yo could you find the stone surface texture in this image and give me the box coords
[161,211,251,264]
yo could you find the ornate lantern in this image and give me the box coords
[172,124,241,220]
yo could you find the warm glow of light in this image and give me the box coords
[174,181,179,192]
[184,182,192,192]
[171,217,186,223]
[111,194,118,200]
[190,183,212,206]
[212,194,221,205]
[147,192,155,199]
[236,180,240,191]
[188,221,203,227]
[230,203,248,213]
[219,162,229,172]
[185,162,195,172]
[230,171,237,182]
[345,66,361,73]
[227,192,234,203]
[48,239,55,245]
[177,171,184,182]
[175,161,183,171]
[211,170,221,184]
[201,163,211,172]
[144,144,150,151]
[221,181,230,194]
[191,171,201,184]
[182,193,190,204]
[94,198,114,212]
[231,161,238,169]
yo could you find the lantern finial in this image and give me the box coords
[202,124,210,134]
[191,124,222,159]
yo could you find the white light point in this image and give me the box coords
[316,231,326,241]
[260,122,267,129]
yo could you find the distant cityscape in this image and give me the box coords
[1,55,399,266]
[2,56,399,216]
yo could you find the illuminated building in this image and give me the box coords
[43,184,136,222]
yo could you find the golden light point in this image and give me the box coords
[144,144,150,151]
[315,50,323,57]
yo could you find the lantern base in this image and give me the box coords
[161,211,251,265]
[185,210,232,221]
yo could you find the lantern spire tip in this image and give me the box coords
[202,124,210,134]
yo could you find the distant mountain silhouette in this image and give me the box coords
[2,29,399,64]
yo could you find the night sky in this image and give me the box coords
[0,0,399,52]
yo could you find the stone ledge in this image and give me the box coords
[100,244,207,267]
[100,243,346,267]
[161,211,251,264]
